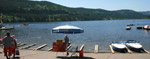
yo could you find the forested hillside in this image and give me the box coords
[0,0,148,22]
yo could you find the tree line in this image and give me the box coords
[0,0,148,22]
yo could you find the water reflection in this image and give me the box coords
[144,30,150,36]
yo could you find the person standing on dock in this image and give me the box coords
[64,35,70,47]
[2,32,14,59]
[11,35,18,58]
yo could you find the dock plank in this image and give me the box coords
[48,48,52,51]
[125,47,132,54]
[18,43,26,47]
[143,49,150,53]
[20,43,36,49]
[79,44,84,51]
[34,44,47,50]
[109,45,115,54]
[66,44,72,51]
[94,45,98,53]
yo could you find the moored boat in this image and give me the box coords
[126,26,131,30]
[18,23,29,26]
[0,16,14,30]
[144,25,150,30]
[125,40,142,49]
[0,26,14,30]
[111,41,126,52]
[127,24,134,26]
[136,26,143,29]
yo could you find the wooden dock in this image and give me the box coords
[12,42,150,54]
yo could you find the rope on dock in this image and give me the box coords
[34,44,47,50]
[125,47,132,54]
[94,45,99,53]
[109,45,115,54]
[20,43,36,49]
[79,44,84,51]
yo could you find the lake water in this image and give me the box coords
[0,19,150,52]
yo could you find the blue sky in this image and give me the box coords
[35,0,150,11]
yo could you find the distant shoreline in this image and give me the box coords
[3,19,150,23]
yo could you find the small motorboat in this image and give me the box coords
[125,40,142,49]
[127,24,134,26]
[0,16,14,30]
[18,23,29,26]
[0,27,14,30]
[111,41,126,51]
[136,26,143,29]
[0,24,14,30]
[126,26,131,30]
[144,25,150,30]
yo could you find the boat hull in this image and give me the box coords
[126,45,144,52]
[126,26,131,30]
[0,27,14,30]
[112,45,127,52]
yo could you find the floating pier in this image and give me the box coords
[109,45,115,54]
[34,44,47,50]
[94,45,98,53]
[20,43,36,49]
